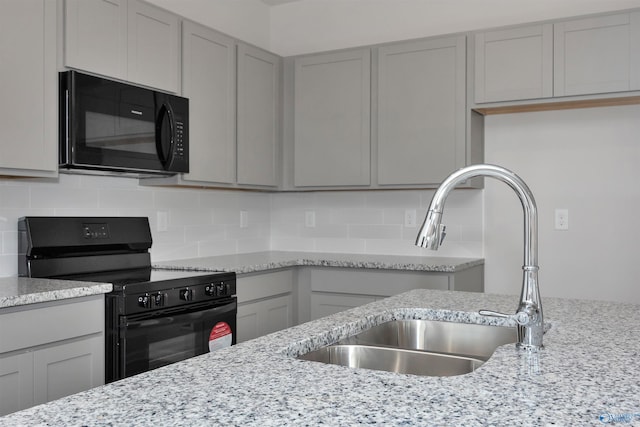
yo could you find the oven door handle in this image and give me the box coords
[124,301,236,330]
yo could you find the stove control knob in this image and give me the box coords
[179,288,193,301]
[153,292,165,307]
[205,285,216,297]
[216,283,226,296]
[138,293,151,308]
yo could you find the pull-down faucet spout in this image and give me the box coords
[416,164,543,351]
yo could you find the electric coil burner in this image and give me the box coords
[18,217,237,383]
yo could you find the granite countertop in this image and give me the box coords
[2,288,638,426]
[1,252,481,309]
[0,277,112,309]
[154,251,484,274]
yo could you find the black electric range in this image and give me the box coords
[18,216,236,383]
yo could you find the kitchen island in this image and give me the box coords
[1,288,638,426]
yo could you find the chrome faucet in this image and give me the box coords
[416,164,543,351]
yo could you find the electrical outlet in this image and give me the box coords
[240,210,249,228]
[157,211,168,232]
[404,209,417,227]
[305,210,316,228]
[554,209,569,230]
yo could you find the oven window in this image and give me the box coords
[147,333,198,370]
[122,318,203,378]
[117,301,236,380]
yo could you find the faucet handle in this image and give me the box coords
[479,309,530,326]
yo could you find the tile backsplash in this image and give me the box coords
[0,174,483,277]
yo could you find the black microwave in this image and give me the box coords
[59,71,189,176]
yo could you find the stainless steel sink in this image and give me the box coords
[337,319,517,360]
[299,344,485,376]
[298,320,517,377]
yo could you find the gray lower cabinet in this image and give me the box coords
[474,24,553,103]
[64,0,180,93]
[236,270,295,343]
[0,296,105,416]
[305,266,484,322]
[377,35,467,185]
[554,12,640,97]
[293,48,371,187]
[0,0,57,178]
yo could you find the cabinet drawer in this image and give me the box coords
[0,296,104,353]
[309,268,449,296]
[237,269,294,303]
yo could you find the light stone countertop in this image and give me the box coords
[0,277,112,309]
[2,288,638,426]
[0,252,481,309]
[154,251,484,274]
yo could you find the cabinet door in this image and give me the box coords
[474,24,553,103]
[32,335,104,405]
[294,49,371,187]
[310,293,376,321]
[237,295,294,343]
[127,0,179,93]
[377,36,465,185]
[0,0,57,177]
[554,12,640,96]
[0,353,33,416]
[237,44,281,187]
[64,0,128,80]
[181,22,236,183]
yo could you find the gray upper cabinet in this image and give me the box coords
[180,22,236,184]
[293,49,371,187]
[377,36,466,185]
[144,24,283,189]
[474,24,553,103]
[554,12,640,97]
[237,44,281,188]
[126,0,180,93]
[0,0,57,178]
[65,0,128,81]
[64,0,179,93]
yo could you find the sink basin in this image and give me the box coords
[297,319,517,377]
[298,344,485,376]
[337,319,517,360]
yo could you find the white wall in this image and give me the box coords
[0,175,483,277]
[269,0,640,55]
[0,175,271,276]
[271,189,483,257]
[484,105,640,304]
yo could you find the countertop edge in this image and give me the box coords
[153,251,484,275]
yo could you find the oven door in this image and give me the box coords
[114,298,236,381]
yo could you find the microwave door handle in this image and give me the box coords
[156,103,175,169]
